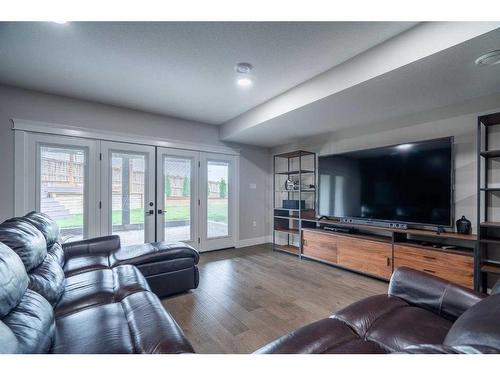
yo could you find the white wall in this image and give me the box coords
[0,84,271,241]
[273,107,500,234]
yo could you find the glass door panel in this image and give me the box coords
[207,160,229,238]
[200,153,236,252]
[110,152,147,246]
[101,142,155,246]
[157,148,198,246]
[39,145,87,241]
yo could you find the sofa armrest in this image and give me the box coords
[388,267,485,321]
[62,235,121,259]
[399,344,499,354]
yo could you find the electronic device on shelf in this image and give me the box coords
[321,225,358,234]
[340,217,408,229]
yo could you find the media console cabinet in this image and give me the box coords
[297,220,477,289]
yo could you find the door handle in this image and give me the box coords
[157,209,164,215]
[146,210,154,215]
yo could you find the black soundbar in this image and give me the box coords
[321,225,358,234]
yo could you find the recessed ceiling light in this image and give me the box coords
[475,50,500,67]
[237,78,253,87]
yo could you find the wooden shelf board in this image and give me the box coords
[274,215,299,220]
[480,238,500,245]
[480,112,500,126]
[481,263,500,274]
[480,150,500,158]
[275,170,315,175]
[274,150,315,158]
[274,228,300,234]
[480,221,500,228]
[275,189,315,192]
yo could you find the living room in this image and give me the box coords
[1,1,500,373]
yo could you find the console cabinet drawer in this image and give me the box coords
[302,230,338,264]
[393,245,473,288]
[337,238,392,280]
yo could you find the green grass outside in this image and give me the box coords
[56,200,228,229]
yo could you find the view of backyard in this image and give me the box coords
[56,199,228,229]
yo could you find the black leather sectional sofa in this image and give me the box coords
[0,211,198,354]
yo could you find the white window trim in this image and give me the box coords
[12,118,240,156]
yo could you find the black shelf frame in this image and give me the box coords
[477,111,500,293]
[273,150,316,257]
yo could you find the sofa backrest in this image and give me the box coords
[0,242,55,353]
[0,213,66,307]
[444,293,500,350]
[22,211,65,268]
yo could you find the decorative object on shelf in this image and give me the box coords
[285,178,295,191]
[284,179,300,191]
[456,215,472,234]
[282,199,306,209]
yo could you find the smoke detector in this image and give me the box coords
[475,50,500,67]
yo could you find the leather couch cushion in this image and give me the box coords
[22,212,61,249]
[55,265,150,317]
[334,295,452,352]
[0,219,47,271]
[444,293,500,350]
[2,289,55,353]
[332,295,408,337]
[137,258,195,277]
[48,242,65,268]
[0,218,66,306]
[63,254,110,276]
[52,291,194,354]
[389,267,484,321]
[0,243,29,317]
[109,241,199,267]
[28,254,66,306]
[364,305,452,351]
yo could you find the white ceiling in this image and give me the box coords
[0,21,417,124]
[221,25,500,146]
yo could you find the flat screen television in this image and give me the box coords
[317,137,453,227]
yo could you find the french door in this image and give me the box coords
[156,148,199,247]
[157,148,236,252]
[199,153,236,251]
[21,133,237,251]
[100,141,156,246]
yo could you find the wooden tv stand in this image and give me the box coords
[300,220,476,289]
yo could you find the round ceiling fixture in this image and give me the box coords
[237,78,253,87]
[475,50,500,67]
[235,62,253,74]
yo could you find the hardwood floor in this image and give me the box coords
[162,244,387,354]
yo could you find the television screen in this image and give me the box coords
[318,138,453,227]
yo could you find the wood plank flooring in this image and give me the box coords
[162,244,387,354]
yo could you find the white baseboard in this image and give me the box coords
[236,235,272,248]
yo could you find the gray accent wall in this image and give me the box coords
[273,106,500,235]
[0,84,271,241]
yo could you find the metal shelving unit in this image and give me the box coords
[477,111,500,292]
[273,150,316,257]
